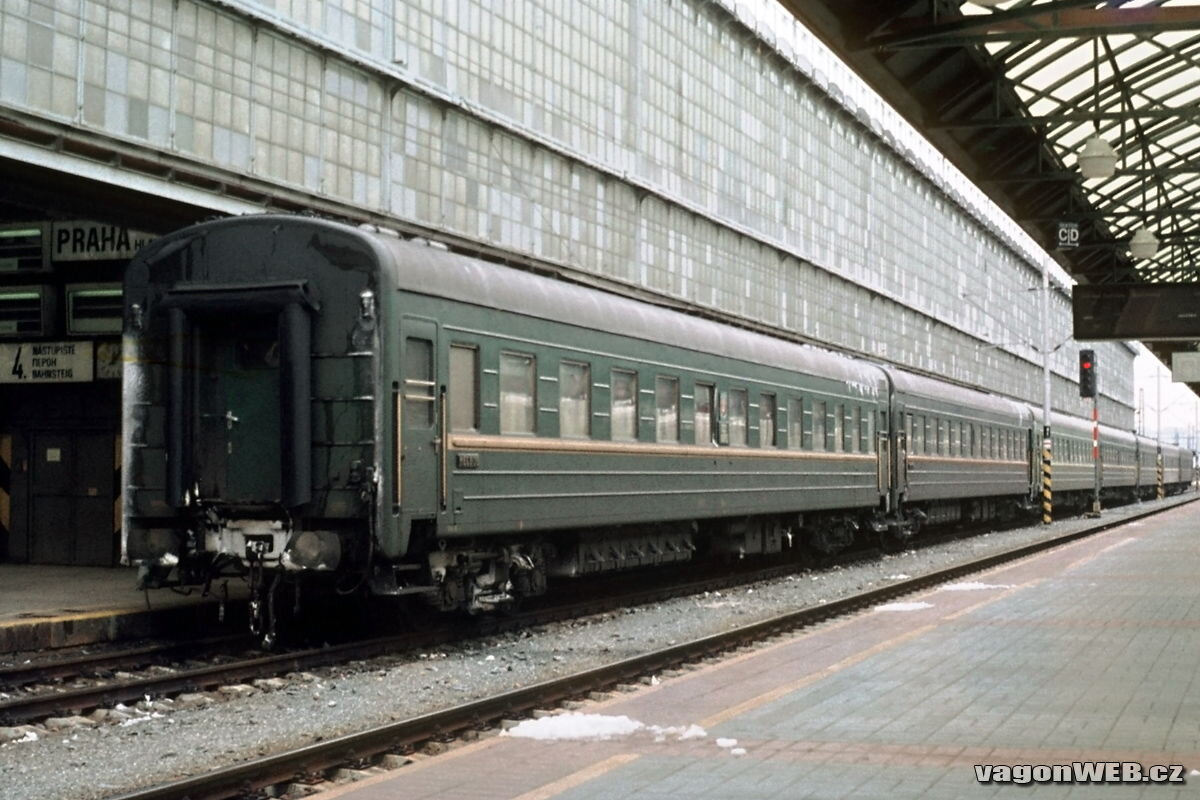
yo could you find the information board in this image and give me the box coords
[1,341,95,383]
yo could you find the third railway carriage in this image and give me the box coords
[121,215,1193,630]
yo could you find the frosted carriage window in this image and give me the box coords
[559,361,591,438]
[655,376,680,443]
[812,401,826,452]
[611,369,638,441]
[760,393,776,448]
[833,404,844,453]
[449,344,478,432]
[788,398,803,449]
[499,351,536,434]
[404,338,435,427]
[695,382,715,445]
[728,389,748,447]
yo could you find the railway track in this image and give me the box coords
[96,496,1194,800]
[0,509,1045,727]
[0,636,254,690]
[1,497,1181,728]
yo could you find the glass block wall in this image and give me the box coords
[0,0,1135,425]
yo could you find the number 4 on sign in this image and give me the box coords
[10,345,23,380]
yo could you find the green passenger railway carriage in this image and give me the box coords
[121,216,1192,633]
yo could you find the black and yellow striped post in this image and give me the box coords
[1041,428,1052,525]
[113,432,123,553]
[1157,452,1165,500]
[0,433,11,556]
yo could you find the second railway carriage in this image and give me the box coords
[889,370,1036,527]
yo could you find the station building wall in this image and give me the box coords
[0,0,1136,425]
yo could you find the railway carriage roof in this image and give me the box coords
[369,226,892,395]
[887,368,1033,422]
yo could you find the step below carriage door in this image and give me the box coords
[398,317,440,518]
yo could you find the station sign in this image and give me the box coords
[1171,351,1200,383]
[51,221,155,262]
[1,341,94,383]
[1055,221,1080,250]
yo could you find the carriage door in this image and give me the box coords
[891,410,909,506]
[194,314,282,504]
[399,318,439,517]
[876,428,891,509]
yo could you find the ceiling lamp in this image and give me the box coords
[1078,136,1117,180]
[1130,226,1159,260]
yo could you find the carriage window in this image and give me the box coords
[611,369,638,441]
[845,406,857,453]
[760,393,776,448]
[912,415,923,453]
[449,344,478,431]
[980,426,989,458]
[499,351,536,434]
[812,401,826,451]
[728,389,748,446]
[924,417,935,455]
[905,413,914,446]
[656,376,680,443]
[559,361,590,438]
[832,404,844,452]
[405,338,435,427]
[788,398,803,449]
[695,382,715,445]
[859,407,872,452]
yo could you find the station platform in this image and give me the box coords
[312,501,1200,800]
[0,565,246,653]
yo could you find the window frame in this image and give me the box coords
[448,343,479,432]
[499,350,537,435]
[610,368,639,441]
[559,359,591,438]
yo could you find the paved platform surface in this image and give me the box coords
[0,564,246,652]
[311,501,1200,799]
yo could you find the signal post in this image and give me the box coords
[1080,349,1101,517]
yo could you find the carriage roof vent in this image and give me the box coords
[406,237,449,251]
[360,223,401,238]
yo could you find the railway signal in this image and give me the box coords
[1079,349,1097,398]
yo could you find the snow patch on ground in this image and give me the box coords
[503,713,708,744]
[939,582,1015,591]
[874,601,933,612]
